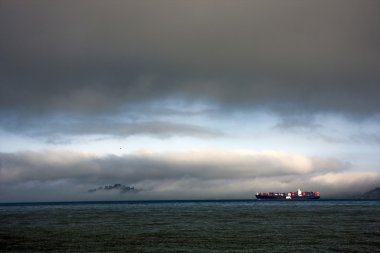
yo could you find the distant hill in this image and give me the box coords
[361,187,380,199]
[88,184,138,194]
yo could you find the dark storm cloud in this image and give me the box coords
[1,0,380,117]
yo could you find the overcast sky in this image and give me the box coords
[1,0,380,202]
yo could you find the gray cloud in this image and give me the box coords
[274,115,322,132]
[1,118,223,143]
[1,0,380,118]
[350,133,380,145]
[273,114,380,145]
[1,149,377,202]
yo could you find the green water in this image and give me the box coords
[1,200,379,252]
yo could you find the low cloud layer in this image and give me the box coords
[1,149,378,202]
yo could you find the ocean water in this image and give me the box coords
[0,200,379,252]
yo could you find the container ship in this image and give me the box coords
[255,189,320,200]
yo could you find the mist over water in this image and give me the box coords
[1,200,379,252]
